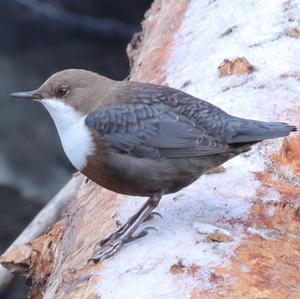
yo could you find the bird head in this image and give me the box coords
[11,69,116,115]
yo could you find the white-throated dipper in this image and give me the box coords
[11,69,297,261]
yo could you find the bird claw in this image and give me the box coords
[94,225,127,250]
[94,211,158,249]
[125,226,158,243]
[89,238,125,263]
[144,211,162,222]
[116,220,123,227]
[90,194,163,262]
[90,226,158,262]
[94,219,134,249]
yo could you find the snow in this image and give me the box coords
[247,227,282,240]
[97,184,251,299]
[261,187,281,204]
[168,0,300,122]
[96,1,300,298]
[193,222,232,237]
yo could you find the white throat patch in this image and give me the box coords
[41,98,96,170]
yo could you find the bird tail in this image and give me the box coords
[227,119,297,144]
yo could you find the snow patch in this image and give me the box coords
[247,227,282,240]
[97,182,251,299]
[167,0,300,123]
[261,187,281,204]
[193,222,232,237]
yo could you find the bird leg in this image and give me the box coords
[89,193,162,262]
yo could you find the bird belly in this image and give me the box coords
[82,151,237,196]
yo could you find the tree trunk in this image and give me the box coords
[2,0,300,298]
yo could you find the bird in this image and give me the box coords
[11,69,297,262]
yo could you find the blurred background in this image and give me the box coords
[0,1,151,298]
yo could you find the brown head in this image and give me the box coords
[11,69,118,114]
[11,69,120,171]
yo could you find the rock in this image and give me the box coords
[287,27,300,38]
[218,57,255,77]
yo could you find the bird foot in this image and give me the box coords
[93,218,132,250]
[89,237,125,262]
[89,226,156,263]
[89,193,162,262]
[94,211,162,250]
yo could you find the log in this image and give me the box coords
[0,174,84,294]
[2,0,300,298]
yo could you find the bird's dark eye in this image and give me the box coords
[55,86,69,98]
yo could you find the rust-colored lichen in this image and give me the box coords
[205,166,226,175]
[207,232,233,243]
[169,259,186,275]
[218,57,255,77]
[274,135,300,176]
[287,27,300,38]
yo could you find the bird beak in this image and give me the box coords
[10,90,41,100]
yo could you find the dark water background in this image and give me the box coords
[0,1,151,298]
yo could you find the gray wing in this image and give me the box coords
[114,82,296,145]
[85,103,232,159]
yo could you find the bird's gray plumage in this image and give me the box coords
[85,103,233,159]
[85,81,296,160]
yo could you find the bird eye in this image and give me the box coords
[55,86,69,98]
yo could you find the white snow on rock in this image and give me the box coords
[167,0,300,122]
[247,226,282,240]
[96,1,300,298]
[193,222,232,237]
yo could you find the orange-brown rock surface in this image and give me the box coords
[218,58,255,77]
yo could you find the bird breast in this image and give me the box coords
[41,98,96,170]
